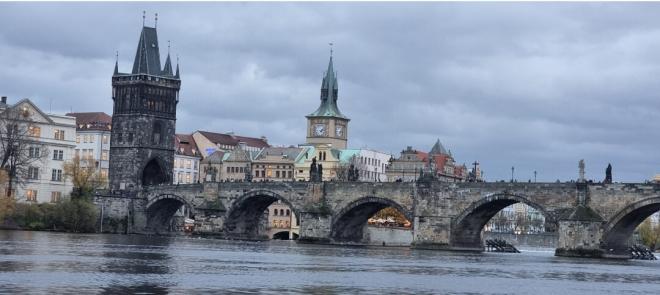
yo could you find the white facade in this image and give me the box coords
[341,149,392,182]
[173,155,200,184]
[1,99,76,203]
[74,130,111,181]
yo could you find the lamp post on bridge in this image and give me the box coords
[511,166,515,183]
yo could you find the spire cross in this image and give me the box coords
[115,51,119,62]
[329,42,333,57]
[142,11,146,27]
[155,13,158,28]
[168,40,171,54]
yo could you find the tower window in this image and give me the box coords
[152,121,162,145]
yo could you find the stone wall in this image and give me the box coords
[365,226,413,246]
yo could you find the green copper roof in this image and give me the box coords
[339,149,361,164]
[307,56,348,119]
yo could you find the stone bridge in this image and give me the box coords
[95,181,660,259]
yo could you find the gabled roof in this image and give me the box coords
[429,139,448,155]
[2,98,55,125]
[307,56,348,119]
[197,130,270,149]
[66,112,112,131]
[175,134,200,158]
[201,150,225,164]
[254,147,305,163]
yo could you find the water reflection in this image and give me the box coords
[0,230,659,294]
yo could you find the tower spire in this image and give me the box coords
[175,54,180,78]
[114,51,119,75]
[142,10,146,27]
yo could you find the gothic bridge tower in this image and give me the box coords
[109,22,181,190]
[305,54,350,149]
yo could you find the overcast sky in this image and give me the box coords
[1,2,659,182]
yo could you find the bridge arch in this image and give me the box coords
[451,193,557,250]
[331,196,413,243]
[224,189,300,240]
[146,194,192,233]
[601,196,660,255]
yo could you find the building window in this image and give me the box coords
[28,126,40,137]
[287,171,292,179]
[84,135,89,143]
[186,172,191,183]
[76,136,80,144]
[101,151,109,161]
[52,150,64,161]
[29,147,40,158]
[276,171,280,178]
[51,169,63,182]
[280,209,284,216]
[102,135,109,144]
[273,209,278,216]
[186,160,191,169]
[51,191,62,203]
[286,209,290,216]
[177,172,183,183]
[26,190,37,202]
[27,167,39,180]
[54,129,65,140]
[101,169,108,179]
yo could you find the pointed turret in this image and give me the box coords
[132,26,162,75]
[308,55,347,119]
[175,57,180,78]
[162,53,173,76]
[429,139,448,155]
[113,59,119,76]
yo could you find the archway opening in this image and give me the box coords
[331,197,412,245]
[142,158,168,186]
[603,202,660,255]
[224,193,299,240]
[452,196,556,251]
[146,197,188,233]
[272,231,290,240]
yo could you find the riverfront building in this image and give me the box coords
[67,112,112,184]
[0,97,76,203]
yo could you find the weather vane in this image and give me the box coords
[168,40,171,54]
[142,11,146,27]
[155,13,158,28]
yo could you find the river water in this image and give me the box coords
[1,230,659,294]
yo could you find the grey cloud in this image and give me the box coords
[1,2,659,182]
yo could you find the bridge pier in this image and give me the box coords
[554,205,605,258]
[297,212,332,244]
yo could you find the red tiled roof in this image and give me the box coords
[175,134,201,158]
[66,112,112,131]
[415,151,428,162]
[198,130,270,149]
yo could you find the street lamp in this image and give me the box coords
[534,171,537,183]
[511,166,515,182]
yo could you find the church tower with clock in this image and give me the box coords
[305,54,350,149]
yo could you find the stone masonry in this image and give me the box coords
[95,180,660,259]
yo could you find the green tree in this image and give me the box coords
[637,217,660,250]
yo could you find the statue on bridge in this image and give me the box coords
[604,163,612,184]
[578,159,585,183]
[309,157,323,182]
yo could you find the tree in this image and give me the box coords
[63,154,107,199]
[0,104,49,199]
[637,217,660,250]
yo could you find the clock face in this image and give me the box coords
[314,124,326,136]
[335,126,343,137]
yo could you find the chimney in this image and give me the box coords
[260,136,268,143]
[238,141,247,150]
[1,96,6,104]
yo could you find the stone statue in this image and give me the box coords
[578,159,585,182]
[317,163,323,182]
[604,163,612,184]
[309,157,318,182]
